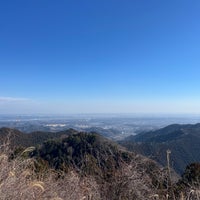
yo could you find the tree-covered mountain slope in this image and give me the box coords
[1,127,200,199]
[0,128,171,199]
[0,127,77,148]
[120,123,200,174]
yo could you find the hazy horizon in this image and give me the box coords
[1,1,200,114]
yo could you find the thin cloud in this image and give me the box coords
[0,97,30,102]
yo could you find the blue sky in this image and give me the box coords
[1,0,200,114]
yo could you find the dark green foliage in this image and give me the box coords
[120,123,200,174]
[5,127,200,199]
[32,132,133,180]
[173,162,200,199]
[0,127,78,148]
[182,163,200,186]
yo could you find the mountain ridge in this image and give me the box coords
[120,123,200,174]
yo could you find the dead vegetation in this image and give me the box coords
[0,130,199,200]
[0,152,101,200]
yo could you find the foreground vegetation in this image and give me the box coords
[0,128,200,199]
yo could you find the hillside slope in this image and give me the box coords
[0,127,77,148]
[120,123,200,174]
[0,127,175,200]
[31,132,169,199]
[1,127,200,199]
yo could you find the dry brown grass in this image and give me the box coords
[0,134,199,200]
[0,139,101,200]
[0,153,101,200]
[0,145,163,200]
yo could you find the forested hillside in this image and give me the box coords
[120,123,200,174]
[0,127,199,199]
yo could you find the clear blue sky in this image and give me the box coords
[1,0,200,114]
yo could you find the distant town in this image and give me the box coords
[1,114,200,140]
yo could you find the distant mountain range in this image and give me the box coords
[120,123,200,174]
